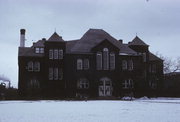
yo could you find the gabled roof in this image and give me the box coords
[129,36,148,46]
[47,32,64,42]
[149,52,163,61]
[69,29,137,54]
[18,47,44,57]
[32,40,45,47]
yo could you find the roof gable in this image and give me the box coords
[129,36,148,46]
[70,29,137,54]
[48,32,64,42]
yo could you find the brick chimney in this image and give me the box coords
[20,29,26,47]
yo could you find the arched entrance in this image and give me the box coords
[99,77,112,96]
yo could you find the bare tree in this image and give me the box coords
[156,52,180,74]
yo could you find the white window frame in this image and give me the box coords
[122,79,134,89]
[110,52,115,70]
[54,49,58,59]
[49,49,53,59]
[34,62,40,72]
[128,60,133,71]
[40,48,44,53]
[77,78,89,89]
[122,60,127,70]
[35,48,40,53]
[96,52,102,70]
[58,49,63,59]
[84,59,89,70]
[77,59,83,70]
[103,48,109,70]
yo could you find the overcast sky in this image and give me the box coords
[0,0,180,88]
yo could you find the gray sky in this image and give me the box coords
[0,0,180,88]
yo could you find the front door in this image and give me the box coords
[99,78,112,96]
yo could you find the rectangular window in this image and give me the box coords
[59,68,63,80]
[40,48,44,53]
[54,68,58,80]
[110,53,115,70]
[122,60,127,70]
[28,61,33,71]
[58,50,63,59]
[35,48,40,53]
[96,53,102,70]
[84,59,89,70]
[128,60,133,71]
[49,49,53,59]
[143,53,146,62]
[152,64,156,73]
[103,49,109,70]
[77,59,83,70]
[54,49,58,59]
[49,68,53,80]
[34,62,40,72]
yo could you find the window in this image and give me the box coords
[28,79,40,89]
[96,52,102,70]
[84,59,89,70]
[149,80,157,89]
[35,48,40,53]
[152,64,156,73]
[49,49,53,59]
[54,68,58,80]
[54,49,58,59]
[110,52,115,70]
[122,79,134,89]
[77,59,83,70]
[40,48,44,53]
[122,60,127,70]
[58,49,63,59]
[128,60,133,71]
[35,47,44,53]
[103,48,109,70]
[143,53,146,62]
[28,61,33,71]
[59,68,63,80]
[34,62,40,72]
[77,78,89,89]
[49,67,53,80]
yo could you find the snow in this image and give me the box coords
[0,98,180,122]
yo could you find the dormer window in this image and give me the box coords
[35,47,44,53]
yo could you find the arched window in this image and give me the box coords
[28,61,33,71]
[103,48,109,70]
[84,59,89,70]
[128,60,133,71]
[77,78,89,89]
[96,52,102,70]
[122,60,127,70]
[34,62,40,71]
[110,52,115,70]
[77,59,83,70]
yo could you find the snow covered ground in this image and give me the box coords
[1,98,180,122]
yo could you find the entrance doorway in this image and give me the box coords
[99,77,112,96]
